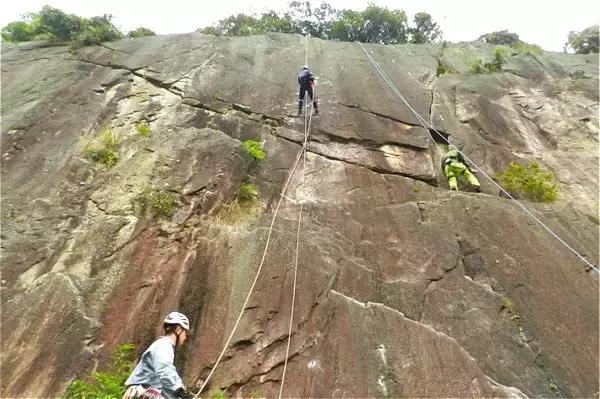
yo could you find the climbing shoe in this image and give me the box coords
[314,108,319,115]
[297,109,302,117]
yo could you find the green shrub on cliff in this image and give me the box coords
[127,27,156,38]
[243,139,265,161]
[63,344,134,398]
[136,185,176,218]
[496,161,558,202]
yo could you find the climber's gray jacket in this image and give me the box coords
[125,336,184,398]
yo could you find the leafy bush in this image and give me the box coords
[478,30,521,46]
[63,343,134,398]
[76,15,123,45]
[1,14,47,42]
[1,6,123,44]
[496,161,558,202]
[127,27,156,38]
[135,122,151,137]
[242,140,265,161]
[199,3,442,45]
[565,24,599,54]
[137,185,176,218]
[39,5,83,41]
[83,129,119,168]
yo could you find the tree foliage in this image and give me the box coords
[1,5,123,44]
[477,29,543,56]
[330,5,408,44]
[478,30,521,46]
[288,1,338,38]
[199,1,442,45]
[410,12,442,44]
[565,25,599,54]
[127,27,156,38]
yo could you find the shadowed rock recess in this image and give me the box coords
[1,33,598,398]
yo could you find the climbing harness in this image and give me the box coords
[358,42,599,273]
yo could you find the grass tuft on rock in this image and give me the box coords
[217,183,260,224]
[83,128,119,168]
[436,62,457,76]
[135,121,151,137]
[469,46,510,74]
[136,185,176,218]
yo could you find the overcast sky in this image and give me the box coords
[1,0,598,52]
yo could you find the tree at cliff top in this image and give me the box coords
[199,1,442,45]
[565,25,599,54]
[1,5,123,44]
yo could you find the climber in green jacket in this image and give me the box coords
[441,147,481,192]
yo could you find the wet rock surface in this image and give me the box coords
[1,33,598,397]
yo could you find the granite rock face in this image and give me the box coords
[1,33,598,398]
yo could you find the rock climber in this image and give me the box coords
[123,312,194,399]
[297,65,319,116]
[441,146,481,192]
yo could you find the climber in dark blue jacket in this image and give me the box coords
[297,65,318,116]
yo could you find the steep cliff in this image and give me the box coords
[1,33,598,398]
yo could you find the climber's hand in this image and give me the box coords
[174,387,194,399]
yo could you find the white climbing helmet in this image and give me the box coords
[164,311,190,331]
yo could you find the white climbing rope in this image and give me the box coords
[279,89,314,399]
[195,107,315,397]
[195,44,318,397]
[358,42,599,274]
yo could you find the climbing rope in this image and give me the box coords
[195,43,317,398]
[279,89,315,399]
[358,42,599,273]
[194,113,313,398]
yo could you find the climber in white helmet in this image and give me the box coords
[123,312,193,399]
